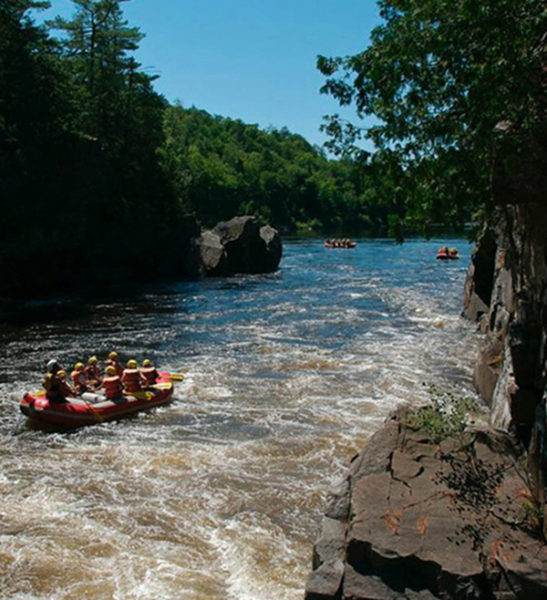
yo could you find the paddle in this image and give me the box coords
[58,393,105,423]
[123,390,155,401]
[84,400,104,422]
[73,392,104,423]
[155,371,185,382]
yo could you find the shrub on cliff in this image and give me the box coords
[405,386,479,444]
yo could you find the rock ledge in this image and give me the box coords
[305,409,547,600]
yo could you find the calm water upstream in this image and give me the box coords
[0,239,478,600]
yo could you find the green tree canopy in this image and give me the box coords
[318,0,546,235]
[0,0,186,296]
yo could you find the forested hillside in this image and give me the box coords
[1,0,187,295]
[159,105,402,234]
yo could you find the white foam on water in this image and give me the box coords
[208,513,305,600]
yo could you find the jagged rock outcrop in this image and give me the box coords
[462,124,547,535]
[305,410,547,600]
[199,215,282,276]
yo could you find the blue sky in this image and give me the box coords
[37,0,381,149]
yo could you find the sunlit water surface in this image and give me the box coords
[0,239,478,600]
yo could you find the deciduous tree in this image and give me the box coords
[318,0,546,234]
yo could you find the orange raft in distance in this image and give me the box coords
[436,246,459,260]
[20,371,178,428]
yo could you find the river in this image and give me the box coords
[0,238,478,600]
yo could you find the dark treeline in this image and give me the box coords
[1,0,188,295]
[0,0,403,297]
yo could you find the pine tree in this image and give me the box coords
[48,0,150,148]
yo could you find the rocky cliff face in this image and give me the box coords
[305,125,547,599]
[463,124,547,536]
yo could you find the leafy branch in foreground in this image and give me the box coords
[317,0,546,235]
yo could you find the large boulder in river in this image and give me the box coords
[258,223,283,272]
[199,216,282,276]
[199,230,229,276]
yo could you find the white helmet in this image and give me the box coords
[47,359,60,373]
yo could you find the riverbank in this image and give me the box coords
[305,408,547,600]
[0,216,281,300]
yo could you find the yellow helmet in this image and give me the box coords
[58,370,67,378]
[105,365,116,376]
[127,359,138,369]
[142,359,152,367]
[74,362,84,371]
[108,351,118,360]
[88,356,98,364]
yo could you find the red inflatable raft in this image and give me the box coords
[436,246,459,260]
[20,371,175,428]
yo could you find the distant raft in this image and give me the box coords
[436,246,459,260]
[324,238,357,249]
[20,371,177,428]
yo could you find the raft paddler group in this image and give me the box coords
[324,238,357,248]
[43,351,162,403]
[436,246,460,260]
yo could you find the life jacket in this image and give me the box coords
[122,368,142,392]
[103,375,123,399]
[140,367,158,386]
[71,370,88,394]
[42,373,54,391]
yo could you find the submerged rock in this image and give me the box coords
[305,410,547,600]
